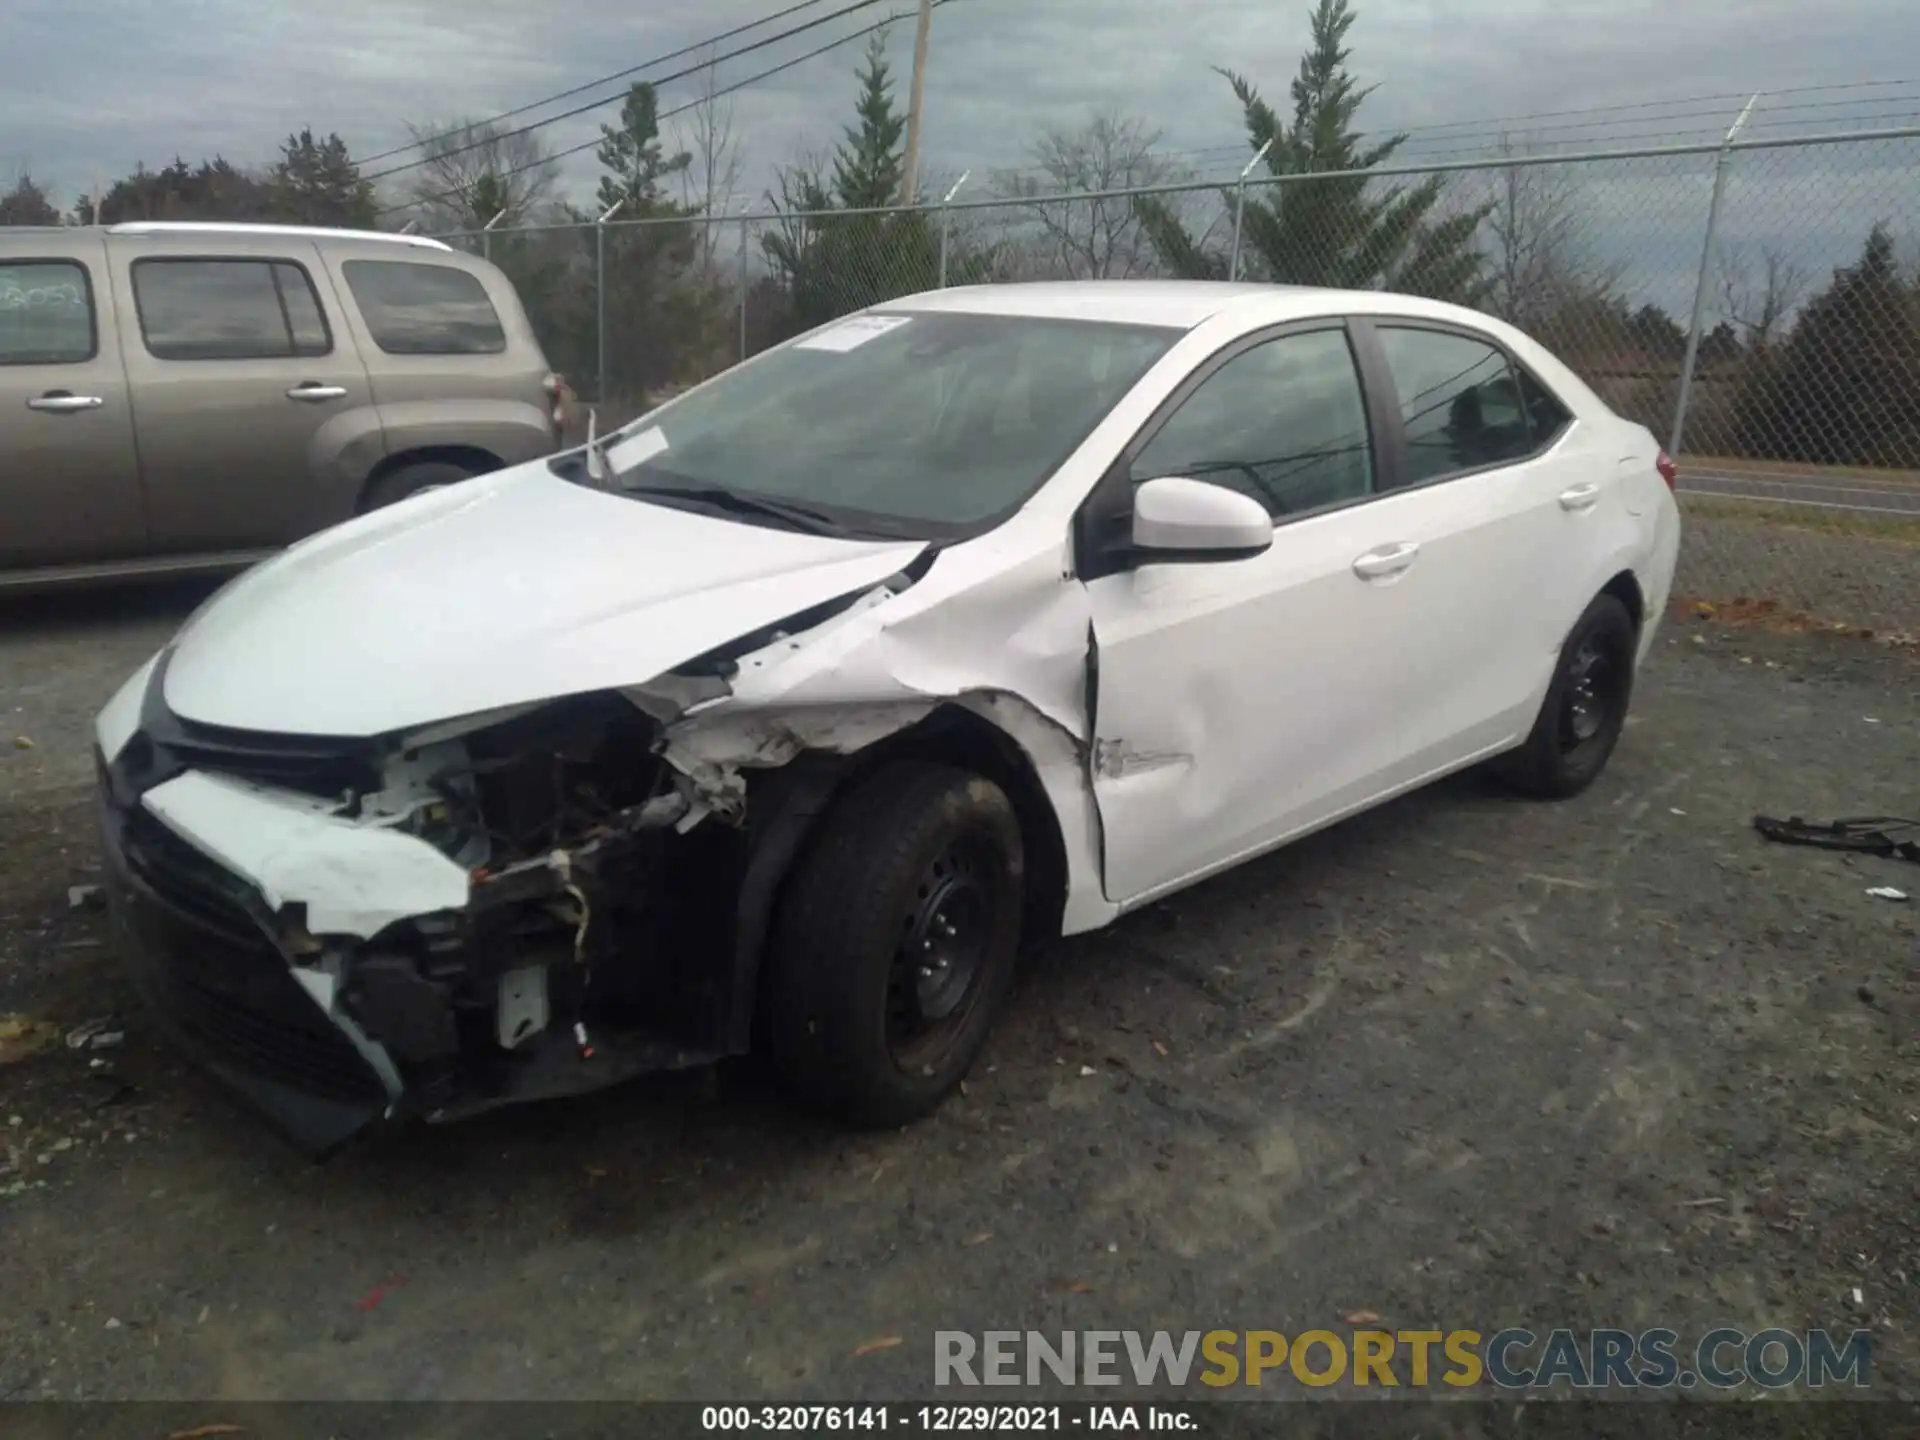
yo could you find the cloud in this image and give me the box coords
[4,0,1915,211]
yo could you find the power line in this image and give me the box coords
[379,0,963,219]
[363,0,911,186]
[355,0,837,167]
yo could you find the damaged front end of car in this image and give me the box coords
[94,577,959,1158]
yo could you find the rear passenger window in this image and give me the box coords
[0,260,95,365]
[1376,327,1533,485]
[1517,367,1572,445]
[133,259,332,360]
[342,260,506,355]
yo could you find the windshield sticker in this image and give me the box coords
[795,314,912,353]
[606,426,669,470]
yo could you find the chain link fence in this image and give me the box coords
[440,126,1920,634]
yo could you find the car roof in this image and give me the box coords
[885,280,1498,335]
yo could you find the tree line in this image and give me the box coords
[4,0,1916,469]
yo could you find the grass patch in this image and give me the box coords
[1680,495,1920,546]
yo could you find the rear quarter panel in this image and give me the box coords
[316,245,556,473]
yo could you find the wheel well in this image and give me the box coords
[830,705,1072,953]
[1600,570,1645,633]
[359,445,503,511]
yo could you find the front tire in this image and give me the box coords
[1491,593,1637,799]
[762,761,1024,1127]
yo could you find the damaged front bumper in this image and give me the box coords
[96,664,757,1158]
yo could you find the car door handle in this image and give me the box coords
[286,383,347,402]
[1558,482,1601,511]
[1352,542,1420,579]
[26,393,103,413]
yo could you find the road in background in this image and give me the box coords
[1679,464,1920,514]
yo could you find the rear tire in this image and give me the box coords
[1490,593,1637,799]
[360,460,479,512]
[761,761,1024,1127]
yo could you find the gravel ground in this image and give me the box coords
[1678,515,1920,638]
[0,576,1916,1409]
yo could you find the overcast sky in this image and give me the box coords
[5,0,1917,213]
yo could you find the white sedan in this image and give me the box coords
[93,282,1680,1154]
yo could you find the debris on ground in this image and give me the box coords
[66,884,104,911]
[851,1335,904,1358]
[1865,887,1910,902]
[0,1015,61,1066]
[65,1018,126,1052]
[1753,813,1920,863]
[10,735,33,750]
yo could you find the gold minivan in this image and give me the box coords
[1,222,565,589]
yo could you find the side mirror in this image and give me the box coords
[1130,476,1274,560]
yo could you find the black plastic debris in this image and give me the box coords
[1753,813,1920,864]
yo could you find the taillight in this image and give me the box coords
[543,374,566,441]
[1655,450,1678,490]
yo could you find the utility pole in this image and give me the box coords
[899,0,933,206]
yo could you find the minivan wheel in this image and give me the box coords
[1490,593,1637,799]
[761,761,1024,1127]
[360,460,479,512]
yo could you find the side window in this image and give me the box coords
[1376,327,1533,484]
[1130,328,1372,518]
[132,258,333,361]
[0,259,96,365]
[1517,367,1572,445]
[342,260,507,355]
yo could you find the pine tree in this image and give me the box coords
[592,83,708,397]
[1136,0,1487,300]
[595,83,693,218]
[268,129,376,228]
[763,36,983,337]
[1732,225,1920,467]
[831,39,909,208]
[0,173,61,226]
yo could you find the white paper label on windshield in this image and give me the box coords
[796,315,912,353]
[606,426,669,470]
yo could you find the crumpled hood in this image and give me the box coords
[162,465,927,737]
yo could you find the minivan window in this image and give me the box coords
[133,259,332,361]
[342,260,506,355]
[0,260,95,365]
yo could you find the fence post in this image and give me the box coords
[1229,139,1274,283]
[595,200,626,405]
[481,207,507,264]
[938,171,971,288]
[738,216,751,364]
[1670,96,1757,457]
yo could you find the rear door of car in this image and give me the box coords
[108,239,384,553]
[0,234,147,568]
[1346,316,1621,776]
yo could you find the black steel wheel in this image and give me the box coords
[762,761,1024,1126]
[1491,592,1638,799]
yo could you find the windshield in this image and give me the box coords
[569,311,1180,539]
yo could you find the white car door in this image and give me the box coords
[1081,323,1433,907]
[1353,320,1625,775]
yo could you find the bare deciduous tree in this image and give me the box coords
[989,111,1194,279]
[1718,243,1809,350]
[1480,137,1622,333]
[674,49,748,266]
[399,118,562,232]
